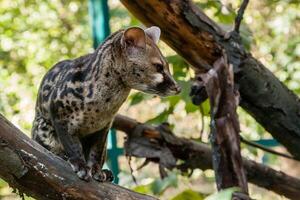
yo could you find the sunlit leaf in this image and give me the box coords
[146,106,174,124]
[171,189,205,200]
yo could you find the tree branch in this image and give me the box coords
[234,0,249,33]
[120,0,300,160]
[0,114,157,200]
[1,109,297,199]
[113,114,300,200]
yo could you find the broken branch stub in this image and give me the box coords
[198,55,248,195]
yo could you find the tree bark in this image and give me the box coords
[0,114,157,200]
[113,114,300,200]
[201,56,248,194]
[120,0,300,160]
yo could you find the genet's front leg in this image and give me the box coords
[86,127,114,182]
[52,119,91,181]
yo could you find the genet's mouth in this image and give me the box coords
[144,85,181,97]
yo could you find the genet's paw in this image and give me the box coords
[76,166,91,181]
[92,169,114,182]
[68,158,91,181]
[89,164,114,182]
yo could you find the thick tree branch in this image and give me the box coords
[120,0,300,160]
[1,110,297,199]
[113,114,300,200]
[0,114,157,200]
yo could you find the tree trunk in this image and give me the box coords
[113,115,300,200]
[0,114,157,200]
[120,0,300,160]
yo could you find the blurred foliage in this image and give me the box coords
[205,187,240,200]
[133,173,178,195]
[0,0,299,199]
[171,189,206,200]
[0,0,92,134]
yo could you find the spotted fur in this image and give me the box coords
[32,26,180,181]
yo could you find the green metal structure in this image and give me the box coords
[88,0,123,184]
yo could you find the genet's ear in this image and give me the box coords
[122,27,146,49]
[144,26,161,44]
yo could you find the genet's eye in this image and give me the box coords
[154,63,164,72]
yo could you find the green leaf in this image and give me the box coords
[166,95,181,107]
[146,106,174,124]
[129,92,145,106]
[200,99,211,116]
[133,184,153,195]
[205,187,241,200]
[171,189,205,200]
[166,55,189,80]
[177,80,191,103]
[185,102,199,113]
[0,179,7,188]
[128,92,153,106]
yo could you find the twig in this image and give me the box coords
[240,137,297,161]
[199,104,205,140]
[234,0,249,33]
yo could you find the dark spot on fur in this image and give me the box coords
[41,126,48,131]
[105,72,110,77]
[52,89,58,100]
[114,70,120,75]
[75,87,83,93]
[74,107,79,112]
[87,84,93,98]
[95,109,99,113]
[42,133,47,137]
[71,101,77,106]
[106,97,111,102]
[65,105,72,112]
[55,101,64,109]
[43,85,51,91]
[71,71,85,83]
[118,77,123,83]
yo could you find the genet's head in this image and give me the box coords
[121,26,181,97]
